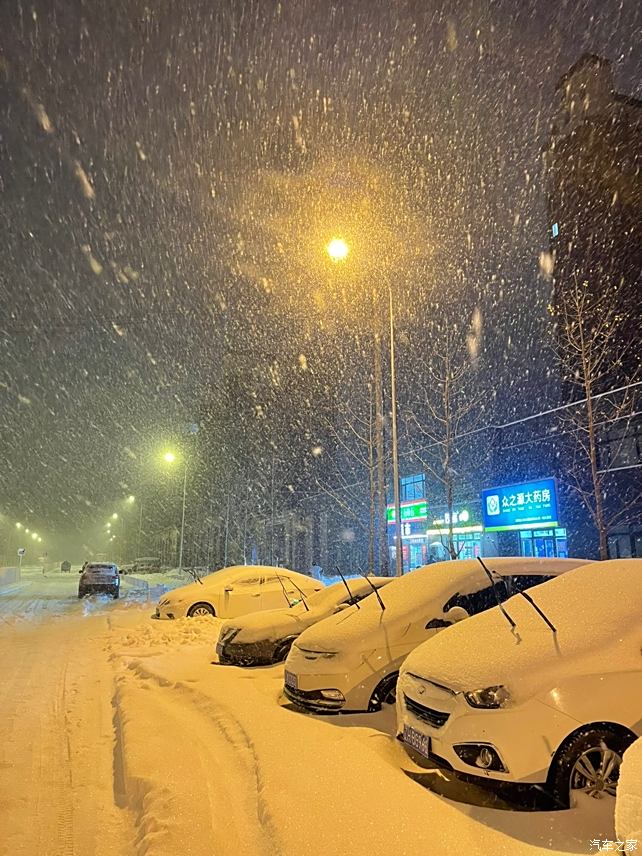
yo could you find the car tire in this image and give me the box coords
[548,727,633,809]
[187,602,215,618]
[368,672,399,712]
[112,588,119,599]
[272,638,295,663]
[78,589,85,599]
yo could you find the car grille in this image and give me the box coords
[404,694,450,728]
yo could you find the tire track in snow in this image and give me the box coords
[113,658,282,856]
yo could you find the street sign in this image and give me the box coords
[17,547,26,557]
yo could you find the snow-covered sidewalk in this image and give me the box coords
[0,575,622,856]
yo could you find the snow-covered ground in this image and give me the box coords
[0,569,622,855]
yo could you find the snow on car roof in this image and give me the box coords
[402,559,642,702]
[205,565,320,584]
[296,557,588,651]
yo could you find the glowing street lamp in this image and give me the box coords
[111,512,118,520]
[326,237,350,262]
[163,451,176,464]
[37,536,42,543]
[25,528,30,534]
[127,495,135,504]
[15,522,22,529]
[31,532,38,541]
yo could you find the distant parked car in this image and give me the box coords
[78,562,120,599]
[154,565,323,620]
[396,559,642,808]
[132,556,161,573]
[283,557,589,714]
[60,560,71,573]
[216,577,392,666]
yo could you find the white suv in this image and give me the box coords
[78,562,120,599]
[397,559,642,808]
[283,557,588,714]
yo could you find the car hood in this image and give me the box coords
[402,560,642,703]
[163,578,221,602]
[228,608,303,643]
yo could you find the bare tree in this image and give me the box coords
[553,274,641,559]
[405,314,485,560]
[315,383,380,571]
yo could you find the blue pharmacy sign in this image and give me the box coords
[481,478,559,532]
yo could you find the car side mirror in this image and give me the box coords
[224,585,234,592]
[445,605,470,623]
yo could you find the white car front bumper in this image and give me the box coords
[397,671,582,784]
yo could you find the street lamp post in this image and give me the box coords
[387,283,403,578]
[163,451,187,572]
[326,237,404,576]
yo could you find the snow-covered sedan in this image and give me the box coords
[216,577,392,666]
[283,557,589,714]
[397,559,642,808]
[154,565,322,619]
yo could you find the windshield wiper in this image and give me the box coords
[476,557,516,631]
[276,573,310,611]
[477,557,557,634]
[515,588,557,633]
[357,565,386,611]
[334,566,359,609]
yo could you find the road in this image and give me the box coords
[0,569,617,856]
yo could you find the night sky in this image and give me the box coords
[0,0,640,551]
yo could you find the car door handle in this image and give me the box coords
[251,592,261,597]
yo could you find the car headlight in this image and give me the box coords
[464,685,511,709]
[219,627,241,645]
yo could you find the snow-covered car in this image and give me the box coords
[154,565,323,619]
[397,559,642,808]
[216,577,392,666]
[78,562,120,599]
[283,557,588,714]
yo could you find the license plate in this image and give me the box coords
[216,642,224,657]
[284,670,297,690]
[404,725,431,758]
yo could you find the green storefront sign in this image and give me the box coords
[386,501,428,523]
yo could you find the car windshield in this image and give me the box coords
[289,581,360,614]
[1,1,638,851]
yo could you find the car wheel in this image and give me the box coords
[78,589,85,599]
[549,727,632,808]
[272,638,295,663]
[368,672,399,712]
[112,589,119,599]
[187,602,215,618]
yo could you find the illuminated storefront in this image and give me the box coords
[481,478,568,558]
[387,498,483,571]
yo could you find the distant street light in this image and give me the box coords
[31,532,38,540]
[111,512,118,520]
[127,495,135,504]
[15,522,22,529]
[324,236,403,577]
[37,536,42,543]
[162,449,187,572]
[25,528,30,534]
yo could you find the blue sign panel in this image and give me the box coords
[481,478,559,532]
